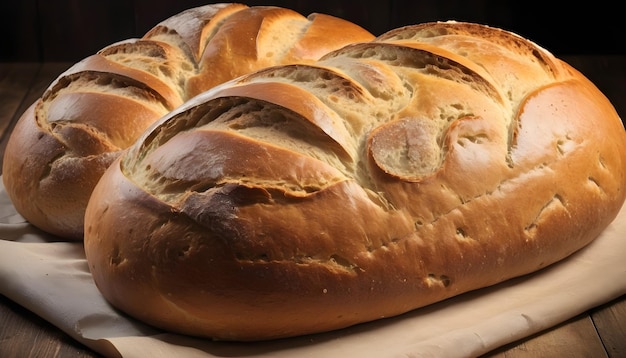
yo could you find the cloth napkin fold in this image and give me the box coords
[1,180,624,358]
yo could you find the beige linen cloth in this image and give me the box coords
[0,180,625,358]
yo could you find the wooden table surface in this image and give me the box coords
[0,58,625,357]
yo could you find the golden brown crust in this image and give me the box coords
[1,4,374,239]
[84,21,626,340]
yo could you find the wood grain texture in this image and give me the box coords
[0,295,99,358]
[0,63,37,137]
[484,315,608,357]
[593,298,626,357]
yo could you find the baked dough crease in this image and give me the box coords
[2,4,373,239]
[82,21,626,341]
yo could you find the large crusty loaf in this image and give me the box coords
[1,4,373,240]
[83,21,626,341]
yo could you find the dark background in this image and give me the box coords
[1,0,623,62]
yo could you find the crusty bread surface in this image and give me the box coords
[83,21,626,340]
[1,3,374,239]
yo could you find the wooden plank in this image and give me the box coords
[0,295,98,358]
[592,295,626,358]
[484,314,608,357]
[0,63,39,138]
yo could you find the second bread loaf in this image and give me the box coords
[1,4,373,239]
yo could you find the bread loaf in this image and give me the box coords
[1,4,373,240]
[83,21,626,341]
